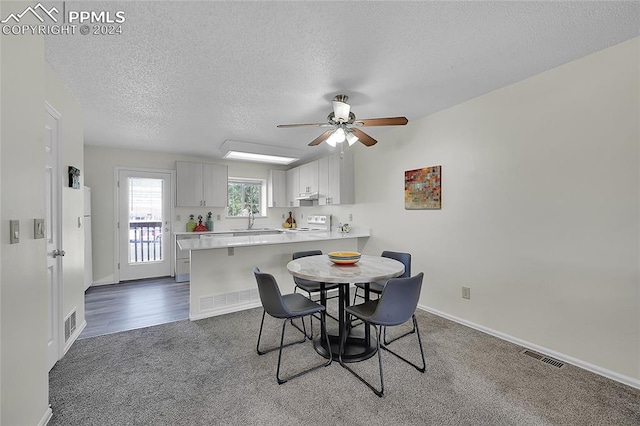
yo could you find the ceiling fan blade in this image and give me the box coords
[277,123,333,128]
[351,128,377,147]
[353,116,408,127]
[309,129,334,146]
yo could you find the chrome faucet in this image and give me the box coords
[248,209,255,229]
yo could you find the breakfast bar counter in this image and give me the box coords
[180,229,370,321]
[177,228,370,251]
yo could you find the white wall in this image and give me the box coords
[0,2,50,424]
[350,38,640,381]
[84,147,290,285]
[45,62,86,348]
[0,3,86,423]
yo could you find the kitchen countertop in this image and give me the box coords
[174,231,217,235]
[177,229,370,250]
[174,229,283,235]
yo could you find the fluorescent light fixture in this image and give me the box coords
[220,140,304,165]
[223,151,298,165]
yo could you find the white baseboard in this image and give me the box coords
[39,406,53,426]
[419,305,640,390]
[190,300,262,321]
[88,280,118,287]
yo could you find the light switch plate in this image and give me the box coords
[10,220,19,244]
[34,219,45,239]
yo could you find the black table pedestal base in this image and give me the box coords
[314,329,377,363]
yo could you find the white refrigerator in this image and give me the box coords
[84,186,93,290]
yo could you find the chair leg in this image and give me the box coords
[381,315,426,373]
[339,318,385,397]
[276,311,332,385]
[382,318,416,345]
[257,310,306,355]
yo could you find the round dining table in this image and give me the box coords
[286,254,404,362]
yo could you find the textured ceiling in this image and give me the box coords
[44,1,640,163]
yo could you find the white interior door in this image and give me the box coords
[118,169,172,281]
[45,103,62,371]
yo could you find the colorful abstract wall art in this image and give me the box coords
[404,165,441,209]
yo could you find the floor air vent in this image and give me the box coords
[521,349,544,360]
[541,357,565,368]
[520,349,565,369]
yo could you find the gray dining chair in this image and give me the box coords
[254,267,332,384]
[292,250,340,339]
[339,272,425,397]
[353,251,415,345]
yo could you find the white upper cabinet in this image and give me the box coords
[318,151,355,205]
[286,167,300,207]
[267,169,287,208]
[176,161,228,207]
[298,160,319,194]
[202,163,228,207]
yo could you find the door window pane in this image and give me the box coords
[128,178,163,263]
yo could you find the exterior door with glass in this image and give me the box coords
[118,169,172,281]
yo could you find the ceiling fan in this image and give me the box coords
[277,95,408,147]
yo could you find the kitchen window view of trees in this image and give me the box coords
[228,179,262,217]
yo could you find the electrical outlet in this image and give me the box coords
[462,287,471,300]
[176,215,181,221]
[217,214,221,221]
[282,213,285,219]
[349,213,353,221]
[228,247,234,256]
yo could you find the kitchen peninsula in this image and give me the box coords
[178,228,370,320]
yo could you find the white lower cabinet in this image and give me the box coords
[175,234,201,282]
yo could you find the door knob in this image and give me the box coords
[53,249,66,258]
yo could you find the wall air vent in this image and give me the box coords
[64,310,77,342]
[200,296,214,311]
[520,349,565,369]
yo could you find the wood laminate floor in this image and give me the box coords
[79,277,189,339]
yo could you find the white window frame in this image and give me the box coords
[226,177,267,218]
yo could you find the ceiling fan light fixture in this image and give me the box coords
[325,130,339,147]
[326,127,347,147]
[332,100,351,122]
[345,131,359,146]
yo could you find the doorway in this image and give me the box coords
[45,103,62,370]
[117,169,172,281]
